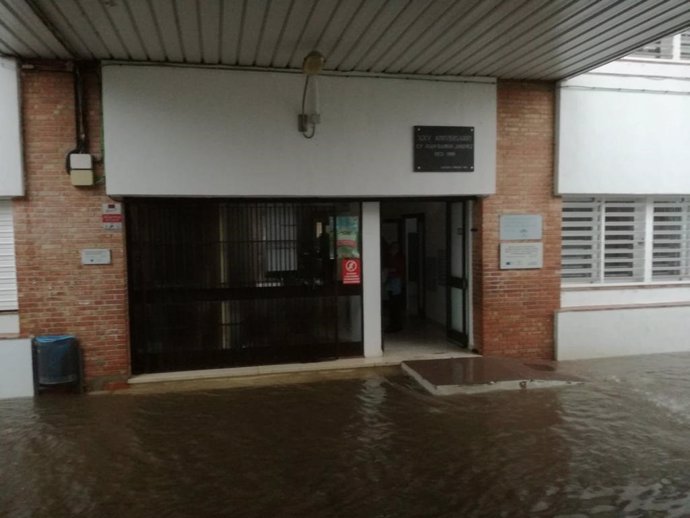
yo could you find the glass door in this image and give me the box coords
[447,201,469,345]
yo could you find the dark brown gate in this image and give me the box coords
[126,199,363,374]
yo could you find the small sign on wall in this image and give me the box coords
[342,258,361,285]
[102,203,123,230]
[500,243,543,269]
[500,214,542,241]
[81,249,111,265]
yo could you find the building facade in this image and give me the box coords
[556,30,690,360]
[0,4,688,393]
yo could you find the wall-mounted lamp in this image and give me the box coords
[298,51,325,139]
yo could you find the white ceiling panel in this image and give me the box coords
[93,0,148,60]
[50,0,113,58]
[253,0,293,66]
[174,0,203,64]
[236,0,268,66]
[459,0,599,76]
[198,0,221,64]
[24,0,91,58]
[322,0,386,69]
[265,0,313,68]
[285,0,340,69]
[532,2,690,79]
[122,0,165,61]
[344,1,427,72]
[218,0,243,64]
[0,0,68,58]
[1,0,689,80]
[367,0,457,73]
[332,0,408,71]
[415,0,535,75]
[389,0,502,74]
[503,0,672,78]
[149,0,185,62]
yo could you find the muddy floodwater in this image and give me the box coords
[2,353,690,517]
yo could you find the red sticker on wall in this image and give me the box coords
[341,258,361,285]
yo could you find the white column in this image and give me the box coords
[362,202,382,358]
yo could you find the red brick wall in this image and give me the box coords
[13,65,129,389]
[472,81,561,359]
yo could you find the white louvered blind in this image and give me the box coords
[562,197,690,284]
[628,36,675,60]
[602,199,645,282]
[681,32,690,60]
[0,200,18,311]
[562,198,599,282]
[652,198,690,280]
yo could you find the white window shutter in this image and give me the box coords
[0,200,18,311]
[561,198,600,283]
[602,198,645,282]
[680,32,690,60]
[629,35,675,60]
[652,197,690,281]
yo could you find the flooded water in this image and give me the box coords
[2,353,690,517]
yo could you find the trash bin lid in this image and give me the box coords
[35,335,75,344]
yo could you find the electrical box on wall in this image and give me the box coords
[68,152,94,186]
[70,169,94,186]
[69,153,92,170]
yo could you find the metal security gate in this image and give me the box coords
[127,199,363,374]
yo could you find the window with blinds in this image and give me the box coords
[681,32,690,60]
[602,199,645,282]
[0,200,18,311]
[563,197,690,284]
[626,31,690,62]
[652,198,690,280]
[561,198,600,282]
[628,36,675,60]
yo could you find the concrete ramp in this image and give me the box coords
[402,357,582,395]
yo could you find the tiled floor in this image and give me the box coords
[383,317,468,358]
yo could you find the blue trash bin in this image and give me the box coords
[33,335,80,386]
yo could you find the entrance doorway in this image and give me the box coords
[380,200,471,354]
[126,199,363,374]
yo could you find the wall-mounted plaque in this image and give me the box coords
[500,214,542,241]
[413,126,474,172]
[500,243,543,270]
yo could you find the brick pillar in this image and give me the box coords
[472,81,561,359]
[13,64,129,389]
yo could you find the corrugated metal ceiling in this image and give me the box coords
[1,0,689,80]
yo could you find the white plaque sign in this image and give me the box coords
[500,242,543,269]
[81,249,111,265]
[500,215,542,241]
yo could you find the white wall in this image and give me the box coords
[362,202,382,358]
[562,285,690,308]
[0,339,33,399]
[0,58,24,197]
[556,306,690,360]
[102,64,496,197]
[557,63,690,195]
[0,313,19,334]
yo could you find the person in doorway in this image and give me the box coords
[384,241,405,332]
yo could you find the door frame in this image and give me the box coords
[402,212,426,319]
[446,200,470,346]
